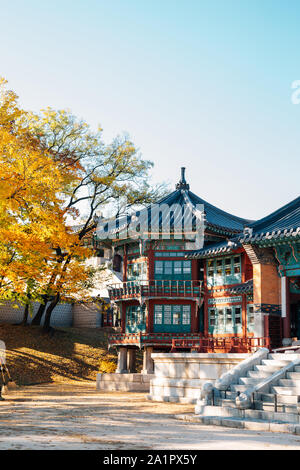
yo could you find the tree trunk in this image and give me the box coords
[31,296,49,325]
[43,293,60,333]
[22,304,29,326]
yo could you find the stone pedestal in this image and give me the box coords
[148,352,249,403]
[115,347,128,374]
[96,373,151,392]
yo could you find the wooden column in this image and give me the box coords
[123,244,128,282]
[121,303,126,333]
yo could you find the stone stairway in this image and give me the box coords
[175,353,300,434]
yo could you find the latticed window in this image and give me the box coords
[206,255,242,286]
[247,304,255,332]
[182,305,191,325]
[154,260,192,280]
[126,305,146,333]
[153,304,191,332]
[127,262,147,281]
[208,304,243,334]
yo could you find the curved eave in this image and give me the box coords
[186,241,240,259]
[208,279,253,295]
[240,227,300,245]
[205,222,242,237]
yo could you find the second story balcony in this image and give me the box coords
[108,279,203,301]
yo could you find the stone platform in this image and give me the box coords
[96,373,152,392]
[147,352,249,403]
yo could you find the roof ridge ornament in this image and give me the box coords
[176,167,190,190]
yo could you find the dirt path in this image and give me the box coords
[0,383,300,450]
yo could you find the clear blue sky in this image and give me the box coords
[1,0,299,220]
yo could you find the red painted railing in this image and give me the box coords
[108,332,271,352]
[171,336,271,353]
[108,279,202,301]
[108,332,203,348]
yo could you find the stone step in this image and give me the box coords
[261,359,292,367]
[254,364,283,373]
[230,384,248,393]
[175,413,300,434]
[239,377,262,385]
[287,372,300,380]
[253,401,298,414]
[247,370,273,379]
[258,392,299,404]
[271,386,300,396]
[189,403,300,423]
[147,394,197,404]
[279,379,300,387]
[215,398,236,408]
[268,353,300,361]
[219,391,239,400]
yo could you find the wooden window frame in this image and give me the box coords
[207,255,242,286]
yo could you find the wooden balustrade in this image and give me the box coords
[171,336,271,353]
[108,279,202,300]
[108,331,271,352]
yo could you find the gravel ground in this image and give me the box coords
[0,383,300,450]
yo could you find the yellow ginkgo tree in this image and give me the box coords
[0,78,166,331]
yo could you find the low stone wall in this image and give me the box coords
[0,301,105,328]
[148,352,249,403]
[0,301,73,327]
[73,303,102,328]
[96,373,152,392]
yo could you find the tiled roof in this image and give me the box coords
[239,196,300,244]
[209,279,253,295]
[186,238,240,259]
[97,169,252,239]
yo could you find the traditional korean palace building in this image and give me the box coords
[101,169,300,374]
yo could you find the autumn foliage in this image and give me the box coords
[0,78,163,330]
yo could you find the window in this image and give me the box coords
[126,305,146,333]
[154,261,164,275]
[208,304,243,334]
[155,251,185,257]
[183,261,191,273]
[206,255,242,286]
[154,305,163,324]
[164,261,173,275]
[153,304,191,332]
[182,305,191,325]
[247,304,255,332]
[154,260,192,280]
[173,305,181,324]
[127,262,147,281]
[174,261,182,275]
[164,305,172,324]
[209,308,216,327]
[234,306,242,325]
